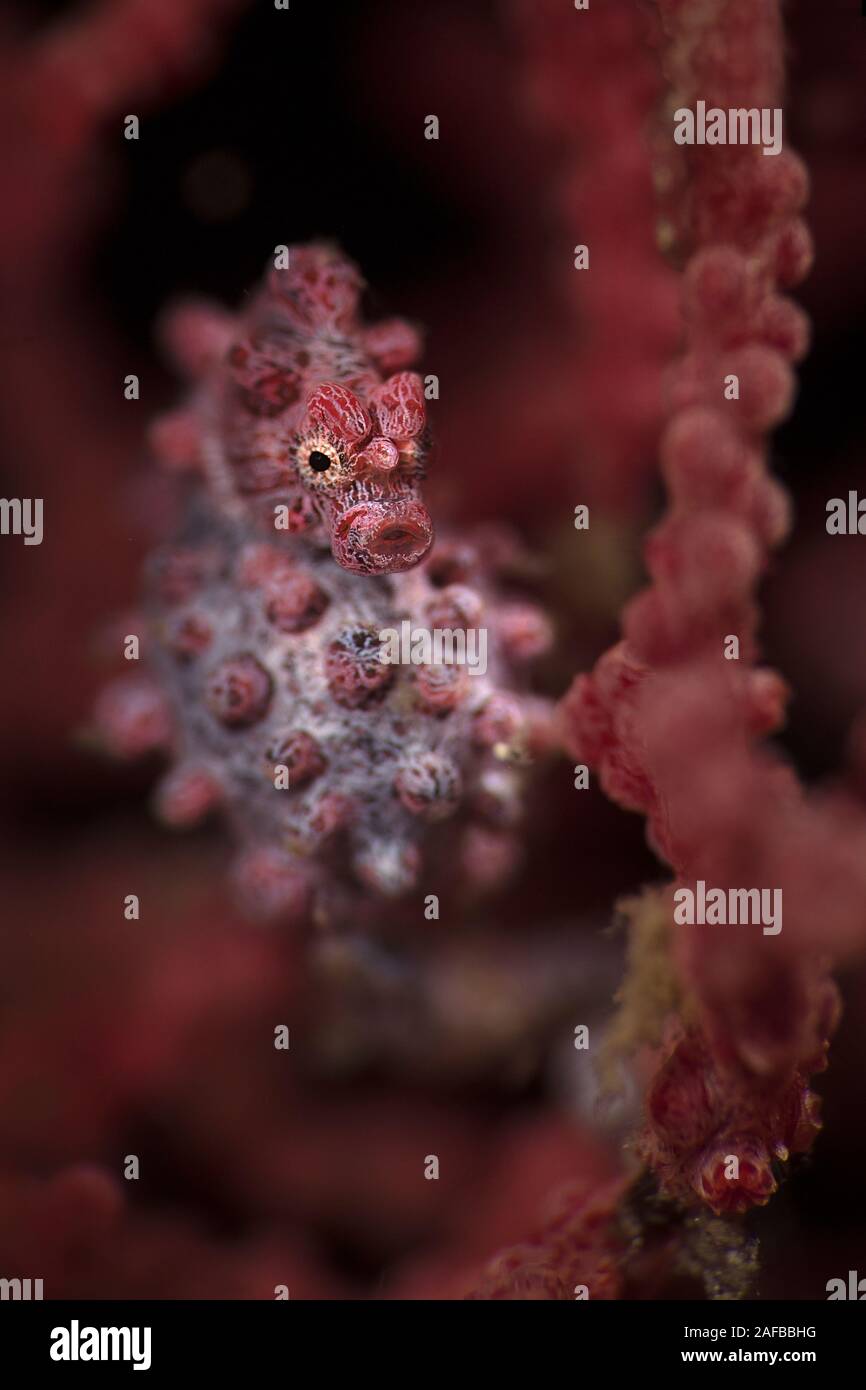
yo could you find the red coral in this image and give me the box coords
[558,0,866,1217]
[510,0,681,513]
[468,1179,626,1301]
[639,1025,827,1215]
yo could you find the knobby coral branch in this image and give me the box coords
[559,0,866,1220]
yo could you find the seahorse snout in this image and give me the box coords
[329,499,433,575]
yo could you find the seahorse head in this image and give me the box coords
[292,374,432,575]
[215,245,434,576]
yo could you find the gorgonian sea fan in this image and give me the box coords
[510,0,681,514]
[558,0,866,1222]
[95,245,554,926]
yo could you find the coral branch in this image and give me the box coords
[559,0,866,1216]
[510,0,681,513]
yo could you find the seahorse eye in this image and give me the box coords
[296,436,349,491]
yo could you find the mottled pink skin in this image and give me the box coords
[158,244,434,576]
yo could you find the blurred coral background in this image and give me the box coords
[1,0,865,1299]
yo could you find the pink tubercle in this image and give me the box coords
[205,655,272,728]
[93,676,173,759]
[264,570,330,634]
[394,754,462,821]
[231,847,310,922]
[153,763,223,828]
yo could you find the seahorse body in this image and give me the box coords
[95,246,554,926]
